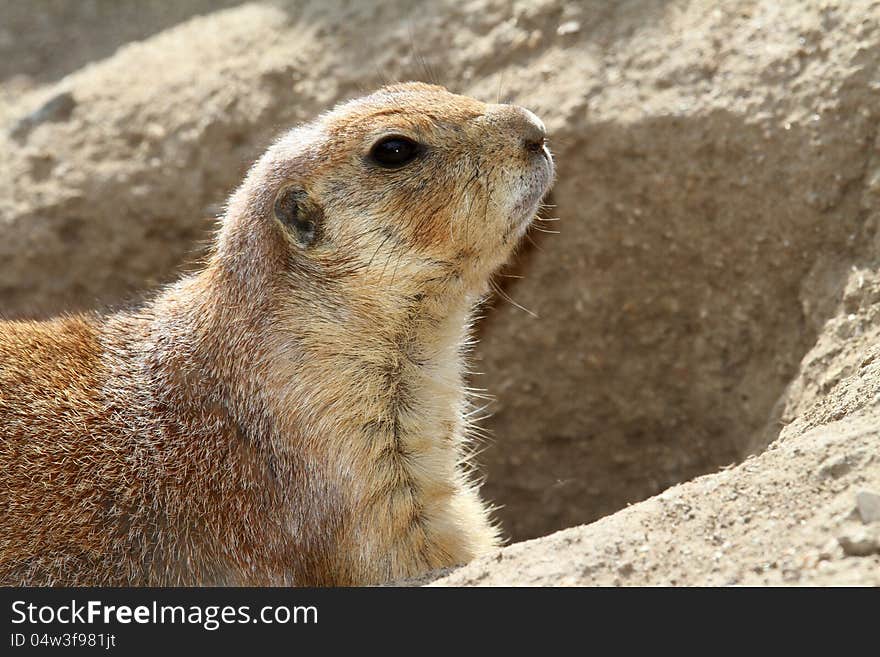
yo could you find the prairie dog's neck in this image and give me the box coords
[147,267,478,456]
[138,264,483,582]
[266,279,477,451]
[231,272,479,579]
[288,284,479,580]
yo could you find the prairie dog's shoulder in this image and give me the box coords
[0,315,105,425]
[0,315,102,381]
[1,314,101,355]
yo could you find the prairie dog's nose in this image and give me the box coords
[488,104,547,151]
[514,106,547,152]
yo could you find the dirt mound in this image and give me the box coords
[431,410,880,585]
[1,0,879,582]
[432,269,880,585]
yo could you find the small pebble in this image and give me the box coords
[856,490,880,524]
[9,91,76,141]
[556,20,581,36]
[818,537,839,560]
[817,454,851,479]
[837,528,880,556]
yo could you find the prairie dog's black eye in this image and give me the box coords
[368,136,421,168]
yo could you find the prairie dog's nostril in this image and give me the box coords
[524,135,547,152]
[512,106,546,152]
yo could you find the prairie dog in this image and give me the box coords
[0,82,554,585]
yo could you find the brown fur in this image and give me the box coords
[0,83,554,585]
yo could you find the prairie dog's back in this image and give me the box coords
[0,316,126,583]
[1,316,103,423]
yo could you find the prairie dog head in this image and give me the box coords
[219,82,554,302]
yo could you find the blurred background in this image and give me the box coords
[1,0,878,542]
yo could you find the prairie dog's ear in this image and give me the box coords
[273,186,323,247]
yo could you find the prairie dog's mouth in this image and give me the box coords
[510,152,555,227]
